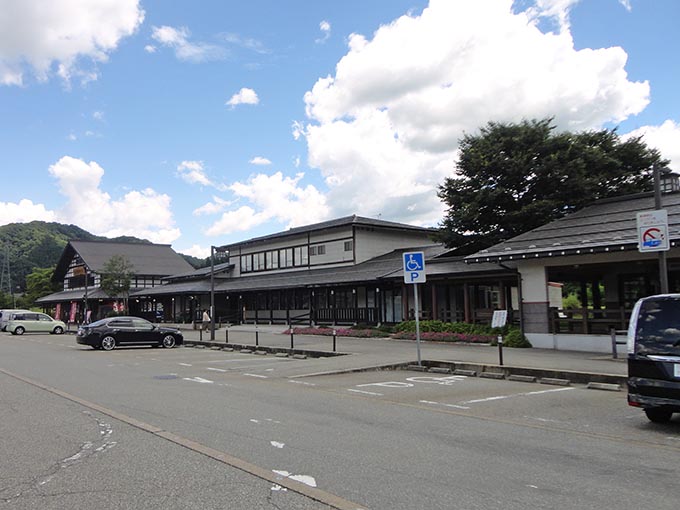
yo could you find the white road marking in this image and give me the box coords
[183,377,214,384]
[356,381,413,388]
[271,441,285,448]
[207,367,227,372]
[461,387,575,405]
[273,470,317,488]
[243,373,268,378]
[347,389,383,396]
[420,400,470,410]
[178,363,192,367]
[406,375,467,385]
[289,380,316,386]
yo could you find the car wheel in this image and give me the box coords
[644,408,673,423]
[162,335,176,348]
[101,336,116,351]
[14,326,25,336]
[53,326,64,335]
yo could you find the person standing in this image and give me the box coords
[202,309,211,331]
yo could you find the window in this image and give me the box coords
[240,254,253,273]
[344,240,353,252]
[317,245,325,255]
[266,250,279,269]
[253,252,265,271]
[280,248,294,268]
[294,246,308,266]
[309,246,317,256]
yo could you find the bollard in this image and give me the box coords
[332,329,337,352]
[225,327,229,344]
[255,327,259,347]
[610,328,617,359]
[290,330,295,350]
[199,327,203,342]
[497,334,504,366]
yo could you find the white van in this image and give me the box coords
[0,309,31,331]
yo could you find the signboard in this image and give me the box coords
[403,251,426,284]
[491,310,508,328]
[637,210,670,252]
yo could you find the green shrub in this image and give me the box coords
[395,320,495,335]
[502,328,532,348]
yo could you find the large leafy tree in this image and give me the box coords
[100,255,135,311]
[436,118,665,251]
[22,267,60,307]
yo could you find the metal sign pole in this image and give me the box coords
[414,282,421,366]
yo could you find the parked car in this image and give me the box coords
[627,294,680,423]
[0,309,31,331]
[7,312,66,335]
[76,316,183,351]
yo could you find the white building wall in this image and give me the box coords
[354,228,432,264]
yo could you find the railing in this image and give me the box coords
[551,308,632,335]
[315,307,379,325]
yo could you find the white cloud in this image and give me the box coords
[194,196,231,216]
[0,199,56,224]
[177,160,212,186]
[249,156,272,166]
[298,0,651,226]
[205,172,328,236]
[151,25,226,63]
[220,33,269,54]
[0,0,144,86]
[178,244,210,258]
[92,111,104,121]
[226,87,259,107]
[624,120,680,173]
[316,20,331,44]
[45,156,180,244]
[144,45,157,53]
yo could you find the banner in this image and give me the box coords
[69,302,77,323]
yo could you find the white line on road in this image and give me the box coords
[289,380,316,386]
[461,387,575,405]
[183,377,214,384]
[419,400,470,410]
[207,367,227,372]
[347,389,383,396]
[243,373,268,379]
[178,363,192,367]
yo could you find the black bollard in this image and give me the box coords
[332,330,337,352]
[225,328,229,344]
[497,335,504,366]
[255,327,259,347]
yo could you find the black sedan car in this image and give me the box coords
[76,316,183,351]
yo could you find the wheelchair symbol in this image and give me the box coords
[405,254,422,271]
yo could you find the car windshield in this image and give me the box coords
[634,297,680,355]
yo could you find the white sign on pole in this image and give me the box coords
[491,310,508,328]
[403,252,426,284]
[637,210,670,252]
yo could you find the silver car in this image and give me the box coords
[7,312,66,335]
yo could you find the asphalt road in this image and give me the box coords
[1,333,678,510]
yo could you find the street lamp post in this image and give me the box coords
[210,245,229,340]
[653,164,670,294]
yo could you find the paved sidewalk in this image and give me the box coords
[180,324,627,384]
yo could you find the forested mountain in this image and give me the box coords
[0,221,200,292]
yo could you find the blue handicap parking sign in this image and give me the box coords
[403,252,426,284]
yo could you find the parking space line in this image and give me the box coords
[347,389,383,396]
[419,400,470,410]
[461,387,574,405]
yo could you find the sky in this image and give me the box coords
[1,0,679,258]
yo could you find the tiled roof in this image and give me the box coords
[465,191,680,263]
[217,215,435,250]
[54,241,194,279]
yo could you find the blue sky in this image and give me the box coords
[1,0,679,258]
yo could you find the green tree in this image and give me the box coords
[23,266,59,307]
[436,118,665,251]
[100,255,135,312]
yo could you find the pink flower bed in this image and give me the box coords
[392,331,494,343]
[283,327,389,338]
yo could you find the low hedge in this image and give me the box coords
[283,327,390,338]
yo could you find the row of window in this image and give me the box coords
[240,241,353,274]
